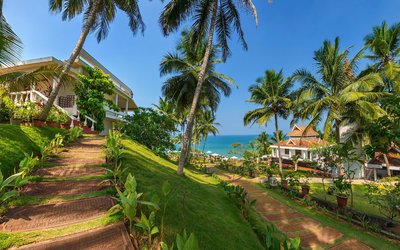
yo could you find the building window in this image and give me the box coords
[58,95,75,108]
[284,149,289,155]
[295,150,302,156]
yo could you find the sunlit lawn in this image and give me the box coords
[309,183,400,222]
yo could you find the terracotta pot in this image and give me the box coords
[33,119,46,128]
[302,185,310,195]
[336,195,348,208]
[281,179,288,189]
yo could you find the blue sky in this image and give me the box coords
[4,0,400,135]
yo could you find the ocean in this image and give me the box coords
[199,135,258,157]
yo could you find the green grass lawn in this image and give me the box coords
[0,124,63,177]
[121,138,264,250]
[263,186,400,249]
[309,183,400,222]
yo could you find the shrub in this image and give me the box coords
[50,133,64,153]
[365,181,400,221]
[65,126,83,143]
[105,129,123,166]
[161,230,199,250]
[0,169,21,206]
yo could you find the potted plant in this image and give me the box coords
[333,176,351,207]
[280,173,288,189]
[301,173,311,195]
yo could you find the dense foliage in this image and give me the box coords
[123,107,176,155]
[75,67,119,131]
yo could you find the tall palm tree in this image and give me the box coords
[292,37,386,144]
[160,30,237,173]
[364,22,400,92]
[0,0,22,67]
[255,131,270,156]
[244,70,293,173]
[196,109,220,154]
[39,0,145,119]
[160,0,258,175]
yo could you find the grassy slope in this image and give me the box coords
[0,124,63,177]
[309,183,400,222]
[122,139,264,250]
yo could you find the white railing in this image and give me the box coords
[9,90,96,131]
[105,106,126,120]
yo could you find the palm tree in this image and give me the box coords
[244,70,293,173]
[39,0,145,119]
[160,0,258,175]
[269,130,285,145]
[364,22,400,92]
[292,37,386,144]
[0,0,22,67]
[196,110,220,154]
[255,131,270,156]
[160,31,237,173]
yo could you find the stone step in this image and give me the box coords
[0,196,113,232]
[34,166,107,178]
[17,222,134,250]
[48,157,105,166]
[22,179,111,196]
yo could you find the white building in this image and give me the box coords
[270,125,328,162]
[1,49,137,135]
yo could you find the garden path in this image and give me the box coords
[214,170,372,250]
[0,137,134,249]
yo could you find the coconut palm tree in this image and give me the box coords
[0,0,22,67]
[269,130,285,145]
[255,131,270,157]
[39,0,145,120]
[160,0,258,175]
[292,37,386,144]
[364,22,400,92]
[244,70,294,173]
[160,30,237,171]
[196,110,220,154]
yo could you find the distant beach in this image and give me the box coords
[199,135,259,157]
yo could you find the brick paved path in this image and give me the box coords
[215,170,371,250]
[0,137,134,249]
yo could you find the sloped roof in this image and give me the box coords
[369,149,400,167]
[273,138,328,148]
[287,125,319,137]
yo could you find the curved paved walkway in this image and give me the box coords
[0,137,133,249]
[215,170,371,250]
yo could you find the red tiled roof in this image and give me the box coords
[272,138,328,148]
[369,149,400,166]
[287,125,319,137]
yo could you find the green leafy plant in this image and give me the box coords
[0,169,21,206]
[65,126,83,143]
[50,133,64,153]
[223,184,256,219]
[38,141,52,162]
[14,153,38,189]
[109,173,159,234]
[75,66,119,132]
[160,230,199,250]
[265,224,300,250]
[161,180,173,240]
[106,162,128,190]
[365,181,400,221]
[333,176,351,198]
[46,107,69,124]
[135,211,159,248]
[105,129,123,167]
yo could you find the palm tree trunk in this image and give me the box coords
[274,113,283,173]
[39,0,100,120]
[383,153,392,177]
[335,119,344,176]
[177,0,218,175]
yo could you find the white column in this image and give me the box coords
[115,93,119,105]
[125,99,128,113]
[309,151,313,160]
[288,149,292,158]
[303,150,307,160]
[272,149,275,157]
